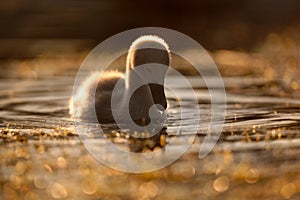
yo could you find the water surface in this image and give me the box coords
[1,75,300,200]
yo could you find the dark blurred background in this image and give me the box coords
[1,0,300,78]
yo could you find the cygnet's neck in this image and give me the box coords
[125,35,171,109]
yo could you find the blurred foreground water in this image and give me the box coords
[1,63,300,200]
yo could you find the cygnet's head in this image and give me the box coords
[126,35,171,109]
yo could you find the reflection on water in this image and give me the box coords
[1,74,300,199]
